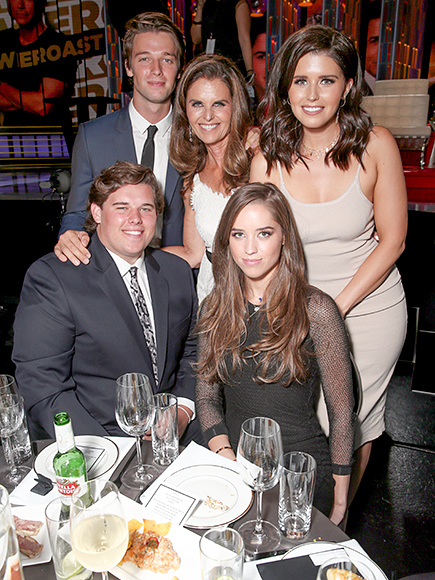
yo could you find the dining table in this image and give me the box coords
[1,437,352,580]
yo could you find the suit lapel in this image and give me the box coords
[114,107,137,163]
[90,236,156,383]
[165,160,181,207]
[145,251,169,386]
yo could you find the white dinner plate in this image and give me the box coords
[111,495,201,580]
[33,435,119,482]
[282,541,388,580]
[12,504,51,566]
[164,464,253,529]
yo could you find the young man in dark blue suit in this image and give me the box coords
[14,161,201,445]
[55,13,185,264]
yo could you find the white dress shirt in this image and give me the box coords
[129,102,172,246]
[107,249,195,417]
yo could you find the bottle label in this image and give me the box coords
[54,422,75,454]
[56,475,86,497]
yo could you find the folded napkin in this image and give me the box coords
[10,436,134,506]
[243,540,372,580]
[139,441,238,505]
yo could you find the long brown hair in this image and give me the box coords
[258,25,373,174]
[170,54,253,195]
[196,182,311,385]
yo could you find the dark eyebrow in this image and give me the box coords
[111,202,155,209]
[293,74,340,79]
[231,226,276,232]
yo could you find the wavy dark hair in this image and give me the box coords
[258,24,373,173]
[195,182,311,385]
[170,54,253,195]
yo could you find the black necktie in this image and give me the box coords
[141,125,158,169]
[129,267,159,386]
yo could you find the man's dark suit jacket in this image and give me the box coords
[13,234,202,444]
[59,106,184,246]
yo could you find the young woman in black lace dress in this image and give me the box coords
[195,182,355,524]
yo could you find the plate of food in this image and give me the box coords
[12,504,52,566]
[282,541,388,580]
[111,495,201,580]
[34,436,119,482]
[163,464,253,529]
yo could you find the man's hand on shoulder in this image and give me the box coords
[54,230,91,266]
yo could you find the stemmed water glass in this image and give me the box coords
[236,417,283,556]
[115,372,158,489]
[0,393,30,488]
[70,479,128,580]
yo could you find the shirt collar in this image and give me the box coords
[129,101,173,138]
[106,248,146,279]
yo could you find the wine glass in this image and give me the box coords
[0,375,32,469]
[115,372,158,489]
[0,393,30,488]
[70,479,128,580]
[236,417,283,556]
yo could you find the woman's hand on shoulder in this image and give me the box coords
[246,126,260,153]
[250,150,269,182]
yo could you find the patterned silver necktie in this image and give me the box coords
[129,267,159,386]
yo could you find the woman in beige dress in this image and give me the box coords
[250,25,407,502]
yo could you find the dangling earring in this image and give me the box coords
[336,92,348,123]
[189,126,193,142]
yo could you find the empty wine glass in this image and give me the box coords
[0,394,30,489]
[236,417,283,556]
[70,479,128,580]
[115,372,158,489]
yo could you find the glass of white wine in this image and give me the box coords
[70,480,128,580]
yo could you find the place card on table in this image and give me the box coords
[142,483,200,526]
[77,443,106,472]
[257,555,318,580]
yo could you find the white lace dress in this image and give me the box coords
[190,173,232,304]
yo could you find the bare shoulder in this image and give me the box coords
[366,125,400,158]
[250,151,280,184]
[251,150,268,171]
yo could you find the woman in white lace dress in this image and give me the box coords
[164,55,256,303]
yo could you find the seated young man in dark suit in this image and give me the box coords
[13,161,202,446]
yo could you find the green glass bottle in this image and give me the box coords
[53,412,87,501]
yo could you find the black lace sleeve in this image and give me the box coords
[195,315,229,445]
[308,288,356,474]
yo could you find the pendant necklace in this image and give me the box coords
[302,134,339,159]
[253,297,263,313]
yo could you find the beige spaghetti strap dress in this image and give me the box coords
[278,162,407,449]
